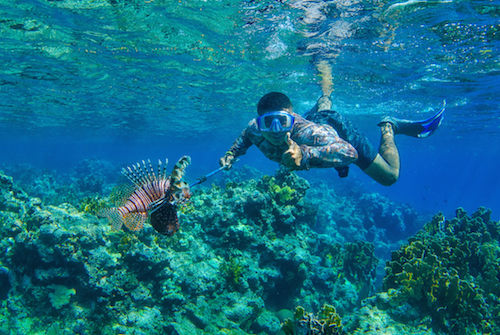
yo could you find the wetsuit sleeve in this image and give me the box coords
[227,127,253,157]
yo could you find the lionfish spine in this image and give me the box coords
[122,165,142,188]
[122,181,167,213]
[142,160,153,183]
[137,161,149,185]
[118,159,173,213]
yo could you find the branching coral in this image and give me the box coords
[282,304,345,335]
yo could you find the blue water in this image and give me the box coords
[1,0,499,218]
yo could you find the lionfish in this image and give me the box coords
[101,156,191,235]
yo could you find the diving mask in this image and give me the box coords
[256,111,295,133]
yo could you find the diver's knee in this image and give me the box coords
[362,155,399,186]
[380,170,399,186]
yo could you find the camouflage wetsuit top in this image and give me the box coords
[227,112,358,170]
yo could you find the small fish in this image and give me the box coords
[100,156,191,235]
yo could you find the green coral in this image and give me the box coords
[343,241,378,283]
[282,304,344,335]
[270,184,296,204]
[258,168,309,206]
[221,258,244,287]
[343,241,378,297]
[178,200,195,215]
[383,207,499,334]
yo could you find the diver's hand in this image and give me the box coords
[219,152,235,170]
[281,133,302,169]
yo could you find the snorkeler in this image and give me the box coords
[219,64,444,186]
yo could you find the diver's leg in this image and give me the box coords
[306,60,333,117]
[317,60,333,98]
[309,109,400,186]
[309,60,400,185]
[363,123,400,186]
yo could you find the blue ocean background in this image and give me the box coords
[0,0,499,334]
[1,0,498,219]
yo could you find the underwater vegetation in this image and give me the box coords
[0,165,497,334]
[380,207,499,334]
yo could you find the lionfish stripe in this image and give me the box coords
[133,163,146,186]
[143,183,156,202]
[122,158,171,189]
[144,160,156,182]
[129,163,145,187]
[149,180,159,199]
[142,184,157,203]
[137,161,148,185]
[132,189,149,210]
[147,159,156,182]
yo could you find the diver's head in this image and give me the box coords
[256,92,295,144]
[257,92,293,116]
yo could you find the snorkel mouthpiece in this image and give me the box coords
[270,118,284,132]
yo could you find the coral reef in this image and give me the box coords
[379,208,499,334]
[306,180,422,261]
[0,167,383,334]
[281,304,345,335]
[1,165,496,335]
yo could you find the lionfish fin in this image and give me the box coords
[122,212,147,231]
[121,158,169,187]
[98,208,124,230]
[170,156,191,193]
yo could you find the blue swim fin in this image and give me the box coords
[378,100,445,138]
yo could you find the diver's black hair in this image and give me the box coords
[257,92,292,115]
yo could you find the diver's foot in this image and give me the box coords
[317,95,332,111]
[378,101,445,138]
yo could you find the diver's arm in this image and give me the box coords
[227,127,253,157]
[288,124,357,169]
[298,139,358,169]
[220,127,253,169]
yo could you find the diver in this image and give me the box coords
[219,63,444,186]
